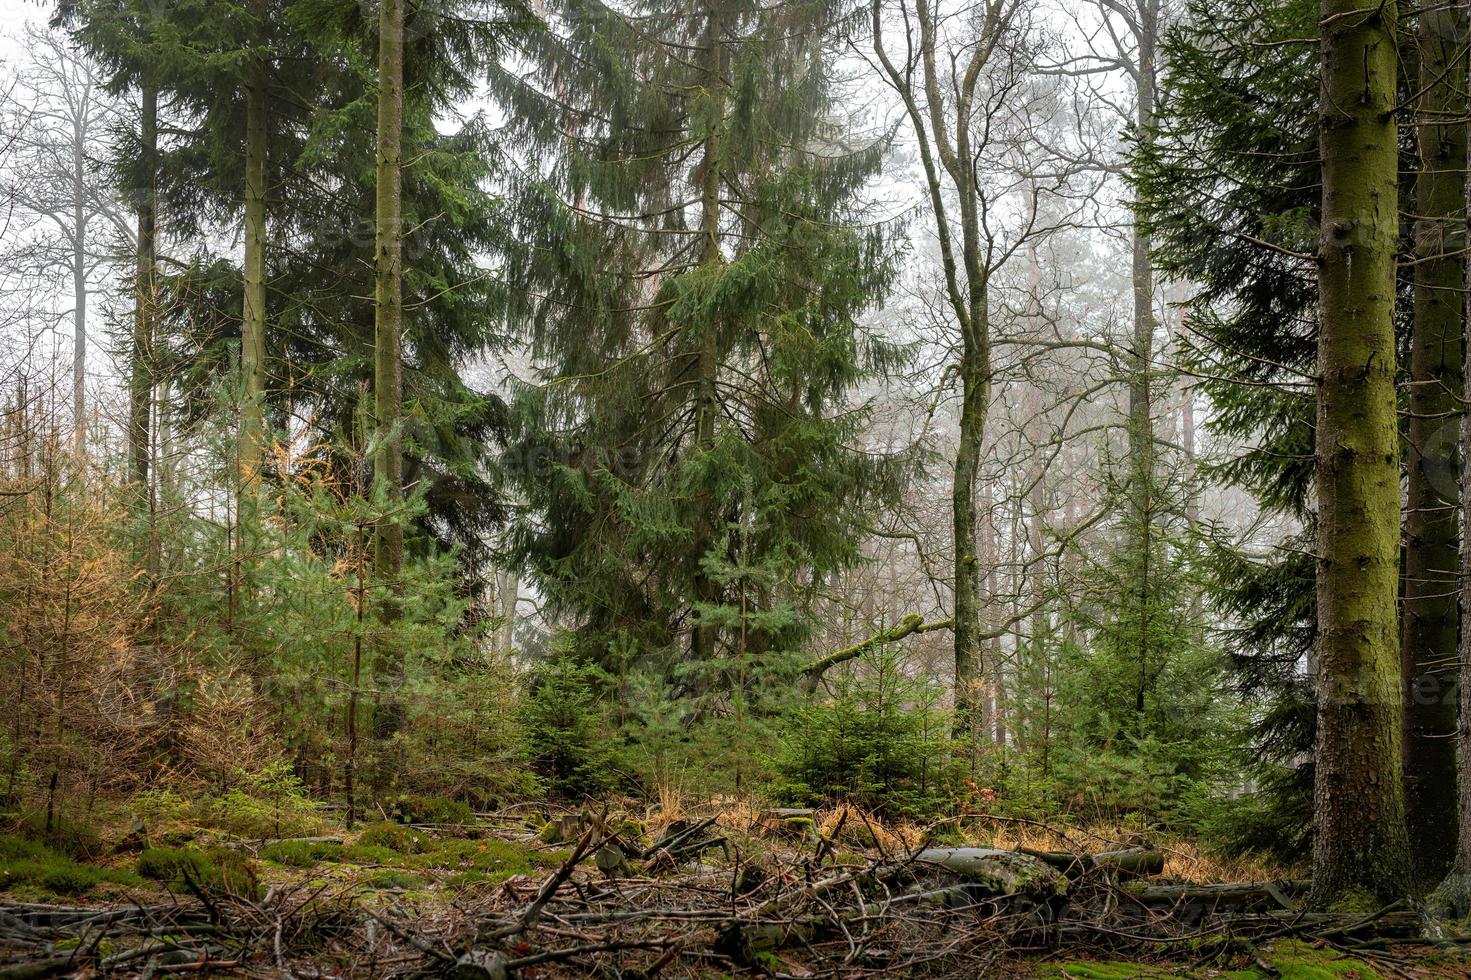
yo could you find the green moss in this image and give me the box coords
[1040,966,1187,979]
[1036,944,1382,980]
[338,844,401,866]
[0,834,140,897]
[354,822,427,854]
[1263,941,1382,979]
[362,869,422,890]
[135,846,260,899]
[532,848,572,869]
[261,839,343,867]
[1323,889,1378,914]
[394,795,473,825]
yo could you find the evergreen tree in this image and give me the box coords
[1312,0,1411,906]
[492,0,905,689]
[1402,4,1464,884]
[1133,0,1320,862]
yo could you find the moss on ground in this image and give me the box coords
[0,833,141,898]
[1041,942,1384,979]
[135,845,261,899]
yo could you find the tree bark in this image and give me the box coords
[1311,0,1412,906]
[129,75,156,492]
[371,0,405,794]
[374,0,404,587]
[72,108,86,456]
[1127,0,1159,732]
[1402,4,1465,887]
[240,0,268,512]
[1436,0,1471,913]
[690,0,724,667]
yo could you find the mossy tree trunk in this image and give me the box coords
[1402,4,1465,888]
[1311,0,1413,907]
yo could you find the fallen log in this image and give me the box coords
[1019,846,1164,878]
[715,915,831,967]
[1128,879,1309,909]
[911,848,1067,901]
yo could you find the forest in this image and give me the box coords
[0,0,1467,975]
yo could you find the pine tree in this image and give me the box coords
[493,0,904,687]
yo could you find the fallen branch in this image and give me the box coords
[801,614,953,692]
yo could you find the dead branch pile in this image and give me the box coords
[0,825,1448,978]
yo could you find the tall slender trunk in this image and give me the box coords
[1402,5,1465,887]
[130,77,156,491]
[72,120,86,456]
[1311,0,1412,906]
[237,9,269,624]
[371,0,406,795]
[1128,0,1159,730]
[1435,0,1471,915]
[691,0,724,666]
[240,4,268,513]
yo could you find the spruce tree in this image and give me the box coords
[1402,4,1464,884]
[492,0,903,687]
[1313,0,1411,906]
[1133,0,1320,862]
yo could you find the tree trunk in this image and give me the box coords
[1402,5,1465,888]
[1128,0,1159,733]
[130,76,156,491]
[1311,0,1412,906]
[952,357,985,735]
[372,0,405,793]
[72,118,86,456]
[240,6,268,513]
[1434,0,1471,914]
[690,0,724,667]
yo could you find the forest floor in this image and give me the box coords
[1,800,1468,978]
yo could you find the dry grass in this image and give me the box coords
[958,816,1285,884]
[629,794,1288,886]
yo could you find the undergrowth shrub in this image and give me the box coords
[0,834,140,896]
[136,846,260,898]
[261,839,343,866]
[773,648,960,820]
[354,822,427,854]
[16,809,104,861]
[393,795,473,825]
[131,765,325,839]
[520,658,619,798]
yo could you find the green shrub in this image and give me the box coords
[136,846,201,881]
[261,839,343,867]
[354,822,427,854]
[192,764,326,838]
[774,648,960,820]
[136,846,259,899]
[520,658,619,798]
[132,790,192,826]
[394,795,474,826]
[0,835,139,897]
[17,810,104,861]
